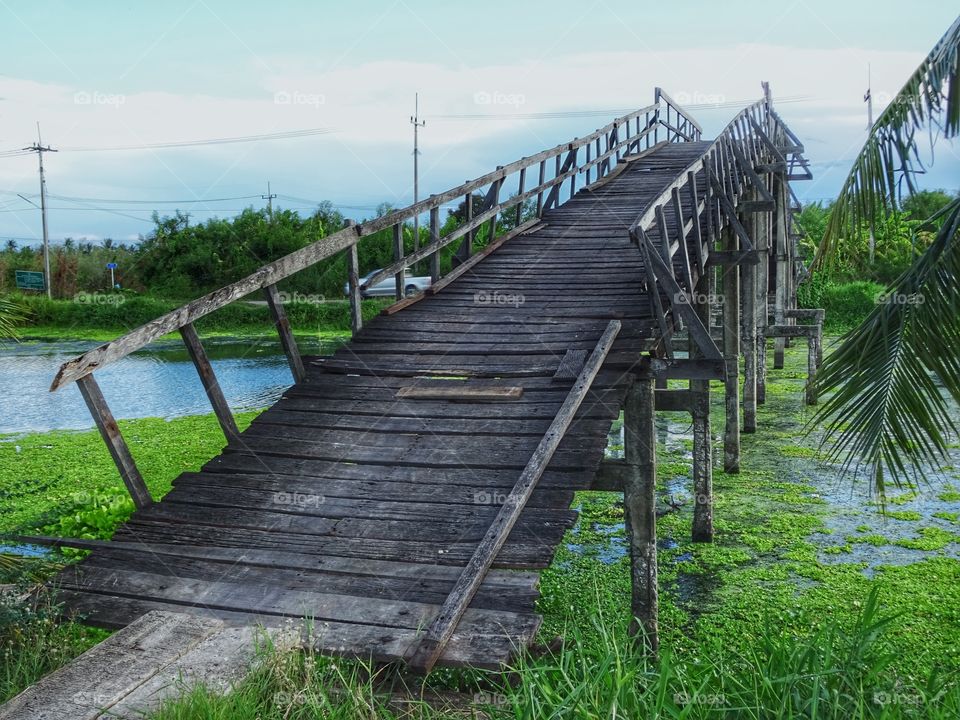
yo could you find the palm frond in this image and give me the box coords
[813,199,960,495]
[815,15,960,268]
[0,296,27,340]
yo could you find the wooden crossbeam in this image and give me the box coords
[405,320,622,673]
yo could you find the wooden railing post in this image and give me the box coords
[428,206,440,283]
[344,219,362,335]
[486,175,502,245]
[458,191,473,262]
[393,223,406,299]
[515,167,526,226]
[264,283,306,385]
[179,322,240,443]
[536,160,546,217]
[76,374,152,509]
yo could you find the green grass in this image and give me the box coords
[2,340,960,715]
[0,412,260,536]
[4,293,388,341]
[0,589,109,704]
[140,590,960,719]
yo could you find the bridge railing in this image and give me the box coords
[48,89,704,508]
[629,91,809,360]
[654,87,703,142]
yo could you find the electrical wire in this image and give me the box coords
[59,127,337,152]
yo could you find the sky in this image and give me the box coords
[0,0,957,246]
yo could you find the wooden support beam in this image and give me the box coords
[591,458,630,491]
[76,374,152,509]
[655,389,694,413]
[406,321,622,673]
[624,376,658,653]
[264,283,306,385]
[637,356,725,381]
[179,323,239,443]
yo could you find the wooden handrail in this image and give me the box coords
[51,101,669,392]
[50,224,361,391]
[406,319,622,673]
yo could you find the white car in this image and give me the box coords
[344,268,432,298]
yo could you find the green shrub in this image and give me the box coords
[798,278,885,333]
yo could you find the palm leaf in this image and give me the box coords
[813,199,960,495]
[0,296,27,340]
[815,15,960,268]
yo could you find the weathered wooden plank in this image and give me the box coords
[552,349,587,382]
[0,611,220,720]
[395,385,523,401]
[54,592,535,669]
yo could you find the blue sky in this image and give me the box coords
[0,0,957,244]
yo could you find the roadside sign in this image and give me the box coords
[106,262,117,269]
[15,270,45,291]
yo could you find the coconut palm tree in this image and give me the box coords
[812,15,960,497]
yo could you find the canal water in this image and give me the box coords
[0,336,344,435]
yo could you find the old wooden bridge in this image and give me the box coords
[28,85,819,673]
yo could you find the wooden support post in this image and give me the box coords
[806,327,821,406]
[393,223,405,299]
[428,207,440,284]
[76,374,152,509]
[690,275,713,543]
[721,226,740,474]
[773,174,788,369]
[344,220,362,335]
[179,322,240,443]
[741,194,758,434]
[264,283,306,385]
[624,376,658,653]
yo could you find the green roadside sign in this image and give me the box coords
[15,270,45,291]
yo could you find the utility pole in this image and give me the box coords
[411,94,425,251]
[23,123,56,299]
[262,181,277,222]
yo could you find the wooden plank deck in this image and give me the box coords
[50,141,713,669]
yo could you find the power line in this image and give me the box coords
[58,127,337,152]
[43,192,264,204]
